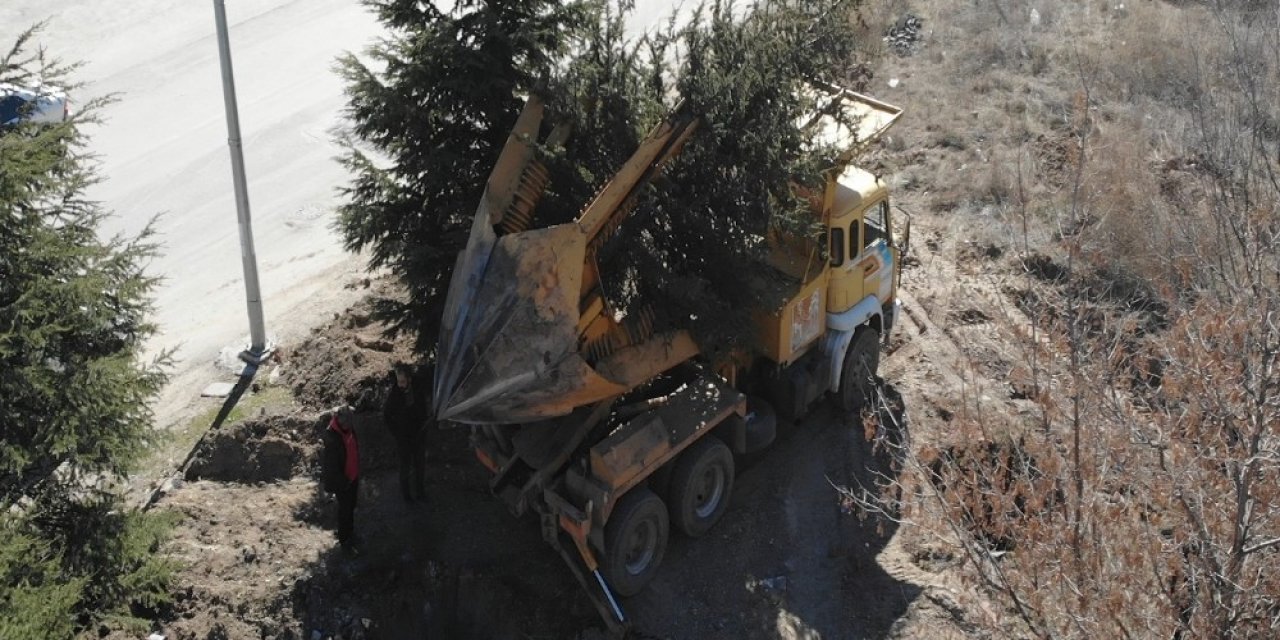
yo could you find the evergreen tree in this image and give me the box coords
[0,27,174,636]
[339,0,867,352]
[335,0,595,351]
[596,0,867,350]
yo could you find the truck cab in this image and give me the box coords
[828,166,895,314]
[813,85,907,325]
[752,87,908,419]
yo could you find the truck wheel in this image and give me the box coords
[668,437,735,538]
[839,328,880,413]
[603,487,669,597]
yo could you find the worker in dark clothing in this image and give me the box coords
[382,363,431,502]
[322,406,361,552]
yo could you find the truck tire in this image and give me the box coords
[839,328,880,413]
[603,487,669,597]
[667,437,735,538]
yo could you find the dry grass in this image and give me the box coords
[879,0,1278,293]
[878,1,1280,636]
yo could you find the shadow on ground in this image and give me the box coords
[158,379,919,640]
[282,414,595,640]
[284,385,921,640]
[621,381,919,640]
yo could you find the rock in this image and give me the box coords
[353,333,394,352]
[160,476,185,495]
[201,382,236,398]
[883,14,924,57]
[345,311,373,328]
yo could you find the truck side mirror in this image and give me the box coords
[892,205,912,257]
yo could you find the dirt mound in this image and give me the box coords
[283,282,416,411]
[146,480,334,640]
[151,417,594,640]
[185,414,321,484]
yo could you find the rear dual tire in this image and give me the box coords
[668,437,735,538]
[603,487,669,597]
[602,437,737,596]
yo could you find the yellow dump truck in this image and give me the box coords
[432,83,908,628]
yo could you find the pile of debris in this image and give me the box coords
[885,14,925,57]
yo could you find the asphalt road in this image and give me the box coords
[2,0,381,373]
[1,0,682,423]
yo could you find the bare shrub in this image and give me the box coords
[1086,116,1190,288]
[1072,2,1213,107]
[979,154,1015,206]
[883,2,1280,637]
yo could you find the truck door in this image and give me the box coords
[826,215,865,313]
[856,200,894,305]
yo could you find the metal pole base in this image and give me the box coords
[238,342,276,366]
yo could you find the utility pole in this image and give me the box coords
[212,0,270,363]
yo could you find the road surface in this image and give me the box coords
[1,0,383,425]
[0,0,685,427]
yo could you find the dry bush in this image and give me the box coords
[978,152,1016,206]
[1092,2,1217,106]
[1084,116,1191,288]
[884,2,1280,637]
[902,270,1279,637]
